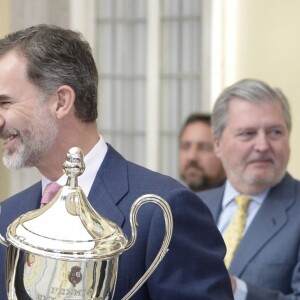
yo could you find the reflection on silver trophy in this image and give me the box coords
[0,147,173,299]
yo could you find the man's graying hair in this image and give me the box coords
[0,24,98,122]
[211,79,291,139]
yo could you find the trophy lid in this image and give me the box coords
[6,147,128,261]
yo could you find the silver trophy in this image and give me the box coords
[0,147,173,299]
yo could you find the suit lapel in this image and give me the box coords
[201,186,225,223]
[87,144,127,228]
[20,182,43,210]
[230,174,295,275]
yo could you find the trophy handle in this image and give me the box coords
[121,194,173,300]
[0,234,8,247]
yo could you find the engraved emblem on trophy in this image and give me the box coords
[0,147,173,299]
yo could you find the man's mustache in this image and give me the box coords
[185,161,203,171]
[247,155,274,164]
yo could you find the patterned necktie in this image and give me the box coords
[40,182,61,207]
[223,195,252,269]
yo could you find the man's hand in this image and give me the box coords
[230,275,237,294]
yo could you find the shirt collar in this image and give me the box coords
[42,135,108,195]
[222,180,269,208]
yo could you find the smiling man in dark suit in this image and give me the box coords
[0,24,233,299]
[199,78,300,300]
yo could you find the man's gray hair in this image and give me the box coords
[211,79,291,139]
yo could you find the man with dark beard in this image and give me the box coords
[0,25,233,300]
[179,113,225,192]
[199,79,300,300]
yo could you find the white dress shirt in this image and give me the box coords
[217,180,269,300]
[42,135,108,195]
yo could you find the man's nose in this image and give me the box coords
[254,132,270,152]
[186,146,198,160]
[187,149,203,166]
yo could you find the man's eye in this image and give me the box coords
[199,143,213,151]
[180,143,190,150]
[268,129,284,138]
[235,131,256,141]
[239,131,254,137]
[0,101,11,109]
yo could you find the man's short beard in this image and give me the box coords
[180,162,209,192]
[2,105,58,170]
[3,142,30,170]
[180,172,210,192]
[188,177,209,192]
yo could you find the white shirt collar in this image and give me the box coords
[42,135,108,196]
[222,180,269,209]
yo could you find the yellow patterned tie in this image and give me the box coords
[223,195,252,269]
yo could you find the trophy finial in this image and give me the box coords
[63,147,85,187]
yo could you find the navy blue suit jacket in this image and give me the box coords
[0,144,233,299]
[199,173,300,300]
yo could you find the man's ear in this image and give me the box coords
[214,137,221,158]
[54,85,75,119]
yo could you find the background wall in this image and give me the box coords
[0,1,10,36]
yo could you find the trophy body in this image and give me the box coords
[8,248,118,300]
[1,147,173,300]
